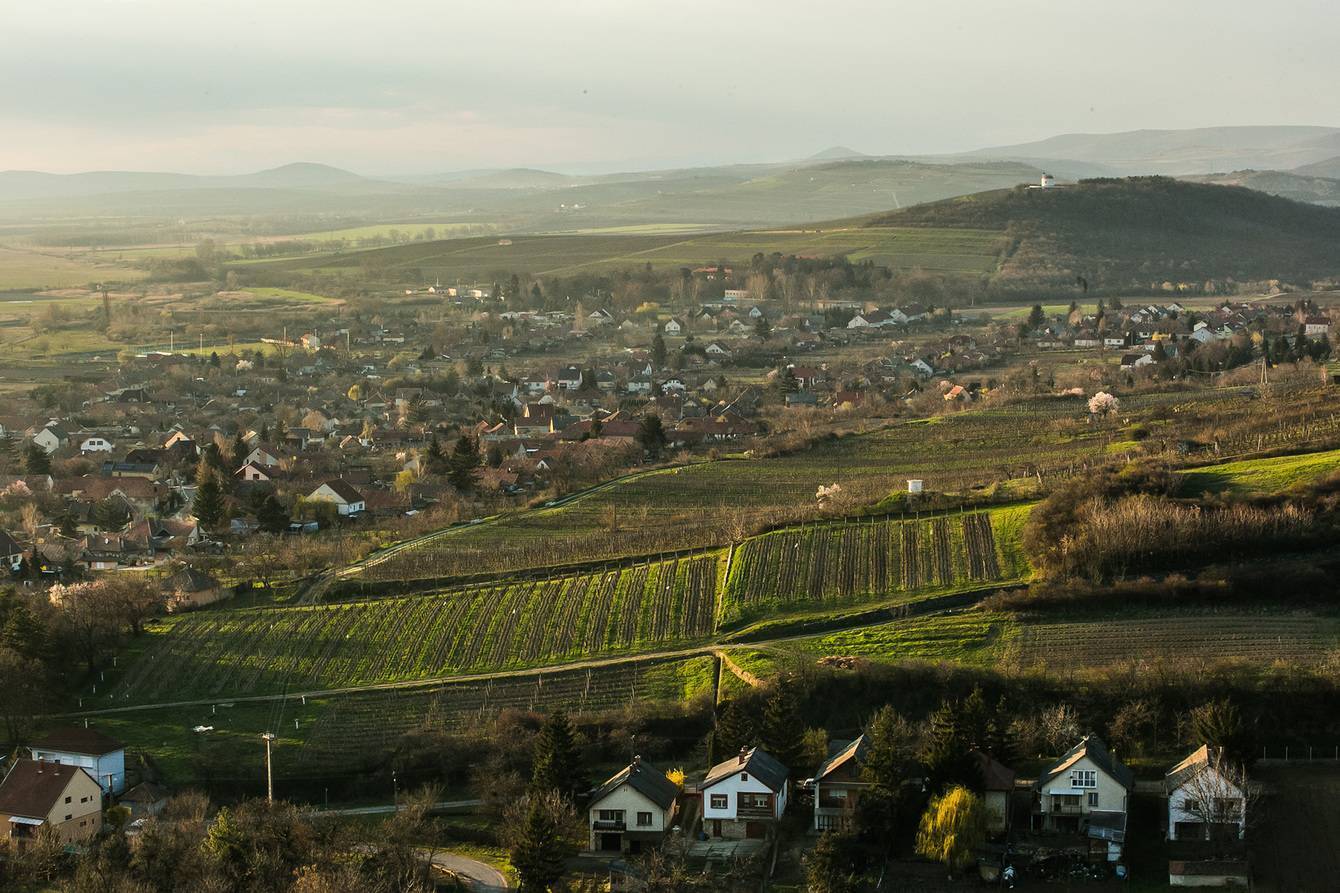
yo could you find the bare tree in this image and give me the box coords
[1170,748,1261,849]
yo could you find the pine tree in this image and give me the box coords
[759,678,805,774]
[194,466,227,531]
[425,434,449,476]
[651,333,667,368]
[636,415,667,460]
[231,431,247,468]
[511,797,568,893]
[24,444,51,476]
[530,710,587,800]
[447,435,480,491]
[712,698,759,763]
[921,699,977,793]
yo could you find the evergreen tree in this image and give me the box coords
[447,435,480,491]
[486,443,504,468]
[0,432,16,474]
[24,444,51,475]
[530,710,587,800]
[855,706,921,852]
[510,797,569,893]
[1026,304,1046,329]
[921,699,977,793]
[759,677,806,775]
[712,698,759,763]
[193,465,227,531]
[651,332,667,368]
[425,434,449,476]
[255,494,290,534]
[804,830,865,893]
[636,415,667,460]
[754,315,772,341]
[231,430,247,469]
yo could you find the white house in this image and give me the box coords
[306,479,366,516]
[0,530,25,571]
[556,366,583,390]
[79,436,114,454]
[1120,353,1155,371]
[705,342,733,359]
[32,424,71,455]
[723,288,749,302]
[245,445,282,468]
[587,756,680,854]
[1164,745,1246,842]
[236,462,272,483]
[847,310,894,329]
[1033,734,1133,862]
[907,358,934,378]
[28,727,126,795]
[697,746,789,840]
[663,318,685,336]
[1304,315,1331,338]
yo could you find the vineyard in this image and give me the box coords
[87,657,715,785]
[1009,612,1340,671]
[719,507,1029,625]
[111,553,723,703]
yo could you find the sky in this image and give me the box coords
[4,0,1340,175]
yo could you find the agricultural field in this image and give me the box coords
[108,553,723,704]
[0,244,145,290]
[790,611,1013,666]
[719,506,1030,625]
[351,404,1116,582]
[88,656,715,786]
[240,225,1004,282]
[1008,611,1340,672]
[1178,447,1340,496]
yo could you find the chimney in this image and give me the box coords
[632,754,641,766]
[738,746,748,765]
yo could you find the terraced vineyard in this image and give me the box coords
[719,507,1029,625]
[111,553,722,703]
[1011,613,1340,670]
[293,657,715,774]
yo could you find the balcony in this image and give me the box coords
[736,805,777,821]
[592,819,626,832]
[1036,803,1084,816]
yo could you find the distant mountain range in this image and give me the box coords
[5,126,1340,233]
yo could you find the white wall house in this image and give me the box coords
[306,480,366,516]
[79,437,114,454]
[1165,745,1246,842]
[1033,735,1133,862]
[698,747,789,840]
[31,426,69,455]
[587,757,679,854]
[28,727,126,795]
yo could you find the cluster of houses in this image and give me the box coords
[583,734,1250,884]
[1026,301,1331,361]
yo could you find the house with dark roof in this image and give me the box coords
[0,529,23,571]
[30,726,126,795]
[811,735,869,832]
[972,749,1017,835]
[587,756,680,854]
[0,759,103,848]
[1164,744,1246,842]
[696,746,789,840]
[1032,734,1133,861]
[161,567,226,611]
[306,479,366,516]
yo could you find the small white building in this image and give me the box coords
[28,727,126,795]
[697,746,789,840]
[587,757,680,854]
[1164,745,1246,842]
[906,479,924,494]
[79,436,114,454]
[31,425,70,455]
[306,479,366,516]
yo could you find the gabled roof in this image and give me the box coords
[314,478,364,503]
[815,735,868,782]
[163,567,220,593]
[971,749,1016,792]
[589,758,679,811]
[1164,744,1233,792]
[30,725,124,757]
[0,759,96,819]
[699,747,788,794]
[1036,734,1133,791]
[0,529,23,556]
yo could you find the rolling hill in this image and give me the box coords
[1187,169,1340,207]
[870,177,1340,295]
[961,126,1340,176]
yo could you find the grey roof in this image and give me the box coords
[1164,744,1230,793]
[699,747,788,794]
[1035,734,1133,791]
[589,759,679,811]
[815,735,868,782]
[30,725,124,756]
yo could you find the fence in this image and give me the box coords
[1258,744,1340,763]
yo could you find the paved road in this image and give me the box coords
[307,798,482,818]
[430,851,509,891]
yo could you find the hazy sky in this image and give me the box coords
[4,0,1339,174]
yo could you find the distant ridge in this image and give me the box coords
[808,146,868,161]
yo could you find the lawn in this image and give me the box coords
[1179,448,1340,496]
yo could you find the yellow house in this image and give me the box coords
[0,759,103,848]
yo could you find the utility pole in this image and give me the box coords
[261,732,276,802]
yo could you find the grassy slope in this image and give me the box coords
[1179,447,1340,496]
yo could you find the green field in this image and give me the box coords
[1179,447,1340,496]
[0,245,145,289]
[107,554,723,705]
[89,656,715,785]
[719,507,1030,625]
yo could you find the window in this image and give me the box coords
[710,794,729,810]
[740,772,748,781]
[1087,792,1099,807]
[64,796,71,804]
[636,812,653,827]
[65,814,72,821]
[80,797,89,804]
[597,809,624,822]
[1071,769,1097,789]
